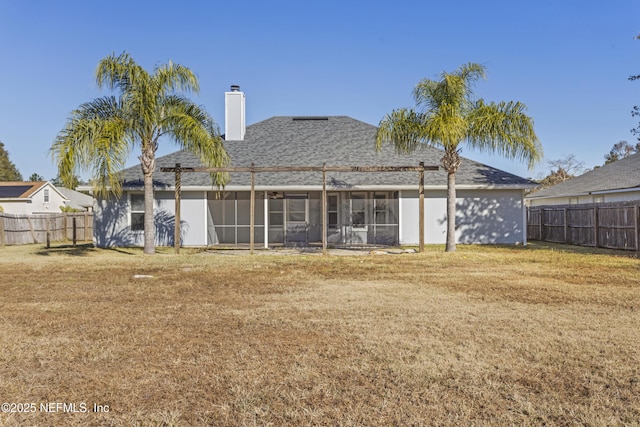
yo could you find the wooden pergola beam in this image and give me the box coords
[161,165,439,173]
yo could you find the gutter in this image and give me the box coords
[118,184,535,192]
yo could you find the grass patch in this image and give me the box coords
[0,243,639,425]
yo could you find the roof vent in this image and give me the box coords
[292,116,329,121]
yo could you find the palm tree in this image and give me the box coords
[376,63,542,252]
[51,52,229,254]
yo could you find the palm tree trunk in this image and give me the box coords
[446,171,456,252]
[441,148,461,252]
[143,171,155,254]
[140,145,156,255]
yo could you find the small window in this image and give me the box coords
[43,189,50,203]
[269,198,284,226]
[374,193,387,225]
[130,194,145,231]
[351,193,366,227]
[328,195,338,228]
[287,198,306,223]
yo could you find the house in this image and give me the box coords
[527,152,640,206]
[57,187,94,212]
[0,181,68,215]
[92,87,536,248]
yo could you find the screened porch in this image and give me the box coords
[206,191,399,248]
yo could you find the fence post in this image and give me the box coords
[0,214,4,248]
[46,219,51,249]
[563,208,568,244]
[633,205,640,252]
[27,216,37,243]
[72,217,77,247]
[594,206,599,248]
[84,212,89,241]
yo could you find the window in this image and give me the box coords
[374,193,388,224]
[351,193,366,227]
[327,194,338,228]
[269,198,284,226]
[43,189,50,203]
[287,197,306,223]
[130,194,145,231]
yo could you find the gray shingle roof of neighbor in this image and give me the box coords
[121,116,535,189]
[58,187,94,210]
[527,152,640,200]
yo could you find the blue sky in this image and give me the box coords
[0,0,638,181]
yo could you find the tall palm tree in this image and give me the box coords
[376,63,542,252]
[51,52,229,254]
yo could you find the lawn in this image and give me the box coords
[0,243,639,426]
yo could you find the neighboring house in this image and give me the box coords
[527,152,640,206]
[57,187,94,212]
[0,181,69,215]
[91,87,536,248]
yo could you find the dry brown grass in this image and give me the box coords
[0,243,639,426]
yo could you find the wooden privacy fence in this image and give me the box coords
[0,212,93,246]
[527,201,640,252]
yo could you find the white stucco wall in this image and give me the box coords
[400,188,526,245]
[94,190,207,248]
[93,195,129,248]
[155,191,208,247]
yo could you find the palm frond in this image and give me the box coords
[50,97,131,197]
[455,62,486,86]
[413,63,486,115]
[153,61,200,95]
[422,113,467,151]
[160,96,230,186]
[376,109,428,154]
[466,100,543,169]
[96,52,148,94]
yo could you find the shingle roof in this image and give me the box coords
[58,187,93,210]
[121,116,534,189]
[528,152,640,200]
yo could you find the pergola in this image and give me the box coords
[161,162,439,254]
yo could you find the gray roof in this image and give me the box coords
[122,116,534,189]
[528,152,640,200]
[58,187,93,210]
